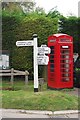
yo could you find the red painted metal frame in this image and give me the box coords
[48,34,73,89]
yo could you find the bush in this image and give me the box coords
[2,13,58,78]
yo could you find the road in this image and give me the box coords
[0,109,80,119]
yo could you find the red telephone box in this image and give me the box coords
[48,33,73,89]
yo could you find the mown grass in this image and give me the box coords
[0,80,79,111]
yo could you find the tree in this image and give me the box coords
[2,1,36,15]
[20,0,36,13]
[78,17,80,54]
[2,9,58,78]
[2,2,8,10]
[2,2,25,17]
[59,16,79,53]
[47,7,61,18]
[35,6,45,15]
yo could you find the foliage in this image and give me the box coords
[75,68,80,71]
[13,15,58,77]
[47,7,61,19]
[16,15,58,45]
[59,16,79,53]
[2,14,21,67]
[2,8,58,77]
[2,1,45,15]
[20,0,36,13]
[78,17,80,54]
[35,6,45,15]
[2,2,25,17]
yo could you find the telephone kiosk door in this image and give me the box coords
[48,37,57,88]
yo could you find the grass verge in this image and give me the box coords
[1,80,79,111]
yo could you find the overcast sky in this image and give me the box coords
[34,0,79,17]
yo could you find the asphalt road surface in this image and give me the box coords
[0,109,79,119]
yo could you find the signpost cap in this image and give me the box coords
[33,34,38,38]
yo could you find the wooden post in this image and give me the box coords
[38,78,44,91]
[11,68,14,85]
[25,70,28,85]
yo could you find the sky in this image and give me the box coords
[34,0,79,17]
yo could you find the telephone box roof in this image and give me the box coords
[48,33,73,42]
[52,33,71,38]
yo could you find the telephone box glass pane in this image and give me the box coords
[50,64,54,72]
[50,60,54,63]
[62,78,70,82]
[50,46,54,54]
[50,46,55,72]
[50,55,54,59]
[60,46,71,82]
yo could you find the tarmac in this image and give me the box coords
[0,108,80,119]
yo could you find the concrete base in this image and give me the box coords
[47,85,73,90]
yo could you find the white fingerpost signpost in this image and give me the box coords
[16,34,50,92]
[33,34,38,92]
[16,34,38,92]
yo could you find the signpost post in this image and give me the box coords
[33,34,38,92]
[16,34,51,92]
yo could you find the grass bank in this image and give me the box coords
[1,80,79,111]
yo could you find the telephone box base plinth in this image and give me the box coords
[47,86,73,90]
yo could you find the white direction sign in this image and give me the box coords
[16,40,34,46]
[38,45,51,54]
[37,55,49,65]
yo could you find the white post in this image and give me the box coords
[33,34,38,92]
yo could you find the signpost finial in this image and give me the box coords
[33,34,38,38]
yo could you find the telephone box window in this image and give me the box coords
[50,60,54,63]
[50,55,54,59]
[50,64,54,72]
[50,46,54,54]
[61,69,70,72]
[62,78,70,82]
[50,46,54,49]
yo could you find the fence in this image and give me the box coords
[0,68,29,85]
